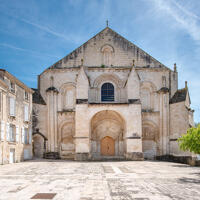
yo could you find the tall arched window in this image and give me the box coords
[101,45,114,66]
[101,83,114,102]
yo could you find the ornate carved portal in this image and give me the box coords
[101,136,115,156]
[91,110,125,158]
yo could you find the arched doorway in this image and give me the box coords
[142,121,159,160]
[101,136,115,156]
[60,122,75,159]
[90,110,125,159]
[33,130,47,158]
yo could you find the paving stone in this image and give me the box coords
[0,159,200,200]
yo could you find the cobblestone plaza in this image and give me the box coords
[0,160,200,200]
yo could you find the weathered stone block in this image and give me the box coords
[125,152,144,161]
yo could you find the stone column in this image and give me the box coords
[54,92,58,152]
[46,87,59,152]
[159,89,170,155]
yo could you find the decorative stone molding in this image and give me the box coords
[76,99,88,104]
[128,99,141,104]
[93,73,124,88]
[46,86,59,93]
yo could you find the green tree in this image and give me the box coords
[178,125,200,154]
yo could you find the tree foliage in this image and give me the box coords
[178,125,200,154]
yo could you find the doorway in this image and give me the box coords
[9,148,15,164]
[101,136,115,156]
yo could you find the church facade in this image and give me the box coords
[32,27,194,161]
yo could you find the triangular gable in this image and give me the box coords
[47,27,170,70]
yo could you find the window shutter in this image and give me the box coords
[24,105,29,121]
[1,121,5,140]
[6,122,10,141]
[9,98,15,116]
[22,127,25,144]
[29,128,32,144]
[16,125,19,142]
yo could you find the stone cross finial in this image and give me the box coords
[81,58,84,66]
[106,20,108,27]
[174,63,177,72]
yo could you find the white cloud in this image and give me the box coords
[0,43,59,59]
[150,0,200,43]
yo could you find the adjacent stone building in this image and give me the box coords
[0,69,33,164]
[32,27,194,161]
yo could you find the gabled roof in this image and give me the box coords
[32,88,46,105]
[170,88,187,104]
[45,27,171,71]
[0,69,34,93]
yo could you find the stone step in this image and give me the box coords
[91,156,126,161]
[44,152,60,159]
[60,153,75,160]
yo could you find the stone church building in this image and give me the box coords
[32,27,194,161]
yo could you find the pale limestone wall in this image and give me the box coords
[36,63,194,160]
[169,102,191,156]
[50,27,165,68]
[142,112,160,159]
[34,27,194,161]
[37,66,172,160]
[39,67,170,106]
[33,104,47,137]
[75,104,142,156]
[39,68,79,104]
[57,112,75,159]
[0,72,33,165]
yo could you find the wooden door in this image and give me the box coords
[101,136,115,156]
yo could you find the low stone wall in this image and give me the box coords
[156,155,200,166]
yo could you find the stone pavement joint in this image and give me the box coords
[0,159,200,200]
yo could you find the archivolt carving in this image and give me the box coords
[93,73,124,88]
[91,110,125,141]
[60,122,75,151]
[101,44,114,66]
[101,44,114,53]
[140,81,157,92]
[59,82,76,110]
[140,81,157,110]
[59,82,76,93]
[142,120,159,141]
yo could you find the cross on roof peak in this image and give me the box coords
[106,20,109,27]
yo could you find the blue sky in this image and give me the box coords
[0,0,199,122]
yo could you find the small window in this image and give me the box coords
[9,124,16,142]
[9,97,16,117]
[162,76,166,87]
[10,82,15,93]
[24,105,29,122]
[101,83,114,102]
[24,91,29,101]
[24,128,29,144]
